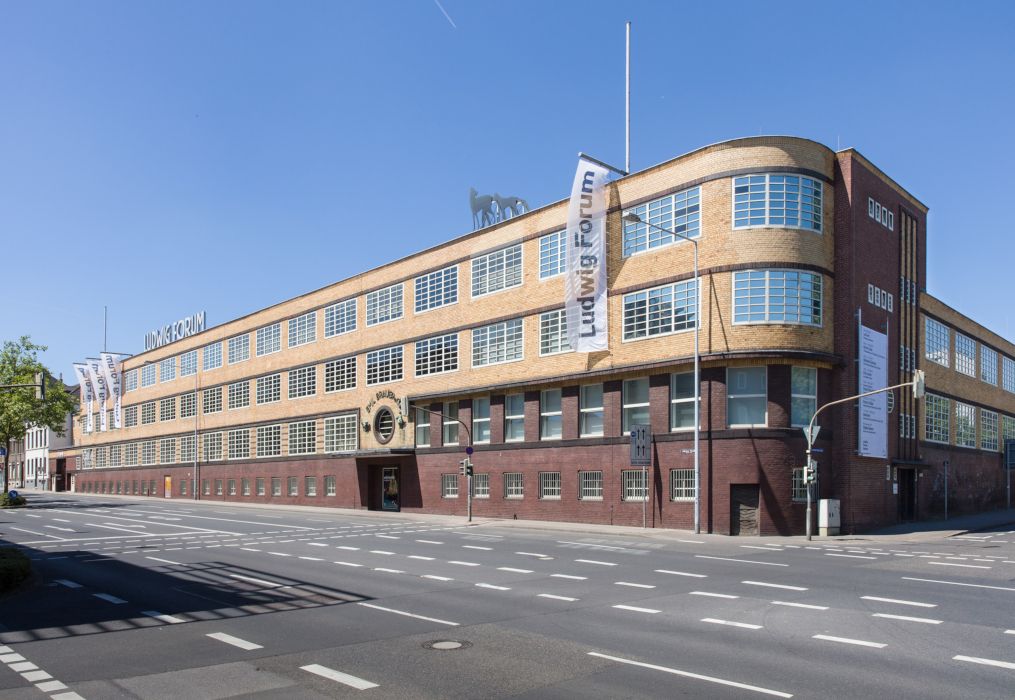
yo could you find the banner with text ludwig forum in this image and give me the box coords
[72,363,93,433]
[99,352,122,430]
[564,156,610,352]
[86,359,108,432]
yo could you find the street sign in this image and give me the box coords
[0,447,6,457]
[802,425,821,444]
[811,448,824,454]
[630,424,651,466]
[1005,440,1015,471]
[465,446,474,455]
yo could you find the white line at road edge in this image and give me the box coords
[357,602,459,626]
[902,577,1015,592]
[812,634,886,649]
[587,652,792,698]
[207,632,263,651]
[953,655,1015,670]
[301,664,379,690]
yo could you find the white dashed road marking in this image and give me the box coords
[953,655,1015,670]
[142,611,186,624]
[742,580,807,591]
[613,605,660,614]
[771,601,828,610]
[655,569,706,578]
[813,634,886,649]
[872,613,942,625]
[861,596,936,608]
[587,652,792,698]
[207,632,263,650]
[702,618,762,630]
[696,555,788,567]
[93,593,127,604]
[301,664,379,690]
[357,602,459,626]
[539,594,579,601]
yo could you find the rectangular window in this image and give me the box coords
[539,309,571,355]
[1004,415,1015,443]
[472,244,523,297]
[670,468,695,501]
[415,407,431,447]
[623,280,698,340]
[791,367,818,428]
[442,473,459,498]
[227,335,249,364]
[415,265,458,313]
[670,373,696,431]
[580,384,604,437]
[791,468,808,502]
[271,477,282,496]
[141,401,156,425]
[956,402,976,448]
[202,479,210,496]
[180,349,197,377]
[539,230,567,278]
[540,389,562,440]
[95,447,107,469]
[289,311,316,347]
[228,479,237,496]
[203,386,222,414]
[366,346,403,385]
[1004,356,1015,394]
[256,374,281,404]
[257,425,282,457]
[504,393,525,442]
[728,367,767,427]
[288,476,298,497]
[305,476,317,497]
[215,479,223,496]
[228,429,250,459]
[141,440,156,466]
[415,334,459,376]
[180,479,188,496]
[925,318,950,367]
[325,475,336,496]
[622,470,648,501]
[981,409,999,452]
[125,405,138,428]
[733,270,822,325]
[124,368,138,392]
[141,364,156,388]
[160,357,176,382]
[504,472,524,498]
[324,356,356,393]
[622,186,702,257]
[179,435,195,463]
[180,392,196,419]
[324,298,357,337]
[472,472,490,498]
[981,345,998,385]
[366,283,404,326]
[472,397,490,444]
[204,433,223,461]
[288,365,317,399]
[228,381,250,409]
[442,401,459,445]
[109,445,121,467]
[256,323,281,356]
[733,173,822,231]
[579,470,603,500]
[289,420,316,455]
[539,471,562,499]
[241,478,250,496]
[955,334,976,377]
[925,394,950,443]
[472,318,523,366]
[324,414,358,452]
[203,342,222,370]
[622,378,650,434]
[257,477,266,496]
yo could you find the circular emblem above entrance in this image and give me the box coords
[374,407,395,444]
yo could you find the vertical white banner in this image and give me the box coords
[86,359,108,432]
[73,363,94,433]
[564,156,610,352]
[99,352,122,429]
[858,323,888,458]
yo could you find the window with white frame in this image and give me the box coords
[622,378,650,434]
[540,471,562,499]
[256,322,281,356]
[955,334,976,377]
[160,357,176,382]
[271,477,281,496]
[160,397,176,422]
[1004,356,1015,393]
[539,230,567,278]
[325,356,356,392]
[288,311,316,347]
[580,384,604,437]
[579,470,603,500]
[324,414,358,452]
[472,472,490,498]
[203,432,222,461]
[415,334,458,376]
[623,280,698,340]
[505,393,525,442]
[125,405,138,427]
[733,174,822,231]
[622,469,648,501]
[288,476,298,496]
[160,437,176,464]
[366,284,403,326]
[124,368,138,392]
[324,298,356,337]
[203,386,222,414]
[472,397,490,443]
[256,374,281,404]
[504,472,524,498]
[325,475,336,496]
[472,319,523,366]
[109,444,121,467]
[228,429,250,459]
[733,270,822,325]
[288,366,317,399]
[670,373,696,431]
[472,244,522,297]
[227,335,249,364]
[141,441,156,465]
[540,389,562,440]
[257,425,281,457]
[203,342,222,370]
[956,402,976,448]
[1003,415,1015,442]
[981,345,998,385]
[442,401,459,445]
[924,318,950,367]
[671,468,695,501]
[305,476,317,497]
[366,346,403,385]
[124,443,138,466]
[141,401,156,425]
[241,478,250,496]
[179,435,195,463]
[228,381,249,410]
[925,394,950,443]
[539,309,571,355]
[981,409,999,452]
[289,420,316,455]
[180,392,196,418]
[141,364,156,387]
[415,266,458,313]
[791,367,818,428]
[95,447,107,469]
[728,367,767,427]
[623,187,702,257]
[415,407,431,447]
[442,473,459,498]
[791,468,808,502]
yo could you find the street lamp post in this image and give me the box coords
[622,213,701,534]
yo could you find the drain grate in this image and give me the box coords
[423,640,472,651]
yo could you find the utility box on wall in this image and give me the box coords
[819,499,840,536]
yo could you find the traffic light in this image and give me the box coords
[459,459,467,476]
[34,372,44,401]
[804,459,818,484]
[912,369,926,399]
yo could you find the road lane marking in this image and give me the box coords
[872,613,942,624]
[741,545,781,551]
[655,569,707,578]
[551,574,587,580]
[1005,630,1015,635]
[587,652,792,698]
[142,611,186,624]
[861,596,936,608]
[230,574,280,587]
[369,550,394,555]
[498,567,533,573]
[11,527,53,537]
[374,568,404,574]
[812,634,886,649]
[421,575,453,581]
[239,548,261,552]
[476,583,510,590]
[902,577,1015,592]
[742,581,807,591]
[299,556,324,561]
[825,553,877,560]
[335,561,363,567]
[417,540,443,544]
[953,655,1015,670]
[575,559,617,566]
[409,555,435,561]
[357,602,459,626]
[207,632,263,651]
[615,581,655,589]
[448,561,480,567]
[772,601,828,610]
[145,556,181,565]
[612,605,660,614]
[308,542,328,547]
[676,539,705,544]
[695,555,788,567]
[516,551,549,557]
[539,594,578,601]
[268,552,291,557]
[54,579,81,588]
[93,593,127,604]
[44,526,74,532]
[928,561,991,569]
[301,664,378,690]
[337,546,360,551]
[375,535,399,539]
[690,591,739,599]
[463,545,492,550]
[702,618,762,630]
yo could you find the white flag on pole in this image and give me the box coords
[73,363,94,433]
[564,156,610,352]
[86,359,108,432]
[99,352,122,430]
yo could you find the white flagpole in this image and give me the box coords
[625,21,631,174]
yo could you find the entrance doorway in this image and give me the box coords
[898,468,916,521]
[164,476,172,498]
[382,467,400,511]
[731,484,760,535]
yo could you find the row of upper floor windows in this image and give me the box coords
[924,393,1015,452]
[924,317,1015,393]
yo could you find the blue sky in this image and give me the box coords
[2,1,1014,378]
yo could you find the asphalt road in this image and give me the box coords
[1,493,1014,699]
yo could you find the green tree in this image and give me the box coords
[0,337,78,493]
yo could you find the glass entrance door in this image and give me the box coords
[382,467,400,511]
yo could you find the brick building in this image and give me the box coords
[67,136,1014,534]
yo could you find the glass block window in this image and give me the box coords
[580,384,604,437]
[228,335,249,364]
[324,414,358,452]
[256,374,281,404]
[539,472,562,499]
[956,402,976,448]
[203,342,222,370]
[472,473,490,498]
[256,323,281,356]
[622,469,648,501]
[324,299,357,337]
[925,318,950,367]
[415,334,458,376]
[366,284,403,326]
[504,393,525,442]
[228,381,250,410]
[415,266,458,313]
[981,409,999,452]
[733,270,822,325]
[442,401,459,446]
[160,437,176,464]
[579,470,603,500]
[159,397,176,422]
[442,473,459,498]
[124,368,138,392]
[671,372,696,431]
[325,356,356,392]
[141,364,156,388]
[228,429,250,459]
[623,280,698,340]
[288,366,317,399]
[622,186,701,257]
[791,367,818,428]
[472,397,491,444]
[622,377,650,434]
[325,475,336,496]
[472,244,522,297]
[671,468,695,501]
[289,420,316,455]
[180,350,197,377]
[1004,356,1015,393]
[982,345,998,385]
[472,319,523,366]
[203,386,222,414]
[925,394,950,443]
[415,407,431,447]
[504,472,524,498]
[539,230,567,278]
[141,440,156,466]
[305,476,317,497]
[160,357,176,382]
[366,346,403,385]
[540,389,562,440]
[728,367,767,427]
[125,405,138,428]
[288,311,316,347]
[955,334,976,377]
[180,435,195,463]
[539,309,571,355]
[733,173,822,231]
[180,392,197,418]
[124,443,138,466]
[141,401,156,425]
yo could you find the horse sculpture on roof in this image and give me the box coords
[470,188,530,230]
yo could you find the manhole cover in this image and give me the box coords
[423,640,472,651]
